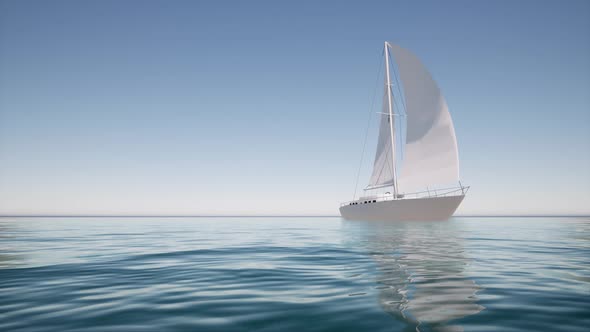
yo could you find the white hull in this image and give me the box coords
[339,195,464,221]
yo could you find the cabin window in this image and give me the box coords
[373,200,376,203]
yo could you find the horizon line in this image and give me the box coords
[0,214,588,218]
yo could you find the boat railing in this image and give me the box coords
[340,185,470,207]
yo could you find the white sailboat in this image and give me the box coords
[340,42,469,221]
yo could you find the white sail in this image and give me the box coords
[367,72,395,189]
[389,44,459,193]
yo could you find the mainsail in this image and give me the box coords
[367,43,460,193]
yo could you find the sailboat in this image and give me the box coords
[339,42,469,221]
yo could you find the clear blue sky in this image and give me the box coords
[1,0,589,215]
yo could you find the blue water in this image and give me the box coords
[0,217,588,331]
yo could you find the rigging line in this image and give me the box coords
[352,49,384,201]
[392,91,405,162]
[390,53,407,161]
[390,56,407,112]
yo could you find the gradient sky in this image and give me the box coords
[1,0,589,216]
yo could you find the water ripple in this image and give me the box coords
[1,216,589,331]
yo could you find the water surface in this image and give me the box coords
[1,217,588,331]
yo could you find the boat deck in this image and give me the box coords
[341,186,469,207]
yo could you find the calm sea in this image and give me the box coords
[0,216,588,331]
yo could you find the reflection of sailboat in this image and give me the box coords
[340,42,468,221]
[345,220,483,331]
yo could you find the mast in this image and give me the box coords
[384,42,398,198]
